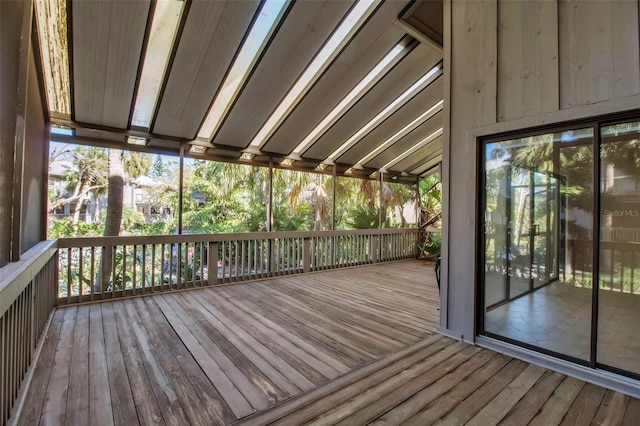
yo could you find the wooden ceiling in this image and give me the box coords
[48,0,443,181]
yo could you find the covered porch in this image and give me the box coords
[13,260,640,425]
[18,260,438,425]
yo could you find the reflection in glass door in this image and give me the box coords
[482,128,594,362]
[597,121,640,376]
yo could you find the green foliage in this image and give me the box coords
[48,217,102,238]
[347,205,380,229]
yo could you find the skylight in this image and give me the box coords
[198,0,289,140]
[382,127,443,171]
[356,99,443,167]
[35,0,71,115]
[131,0,185,129]
[189,145,207,154]
[291,42,408,156]
[325,65,442,163]
[127,136,148,146]
[50,126,74,136]
[249,0,379,149]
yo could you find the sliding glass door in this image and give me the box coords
[597,121,640,376]
[480,117,640,379]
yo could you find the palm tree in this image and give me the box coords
[95,149,124,292]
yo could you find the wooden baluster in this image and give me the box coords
[78,247,84,301]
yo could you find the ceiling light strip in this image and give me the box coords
[326,64,442,162]
[356,99,443,166]
[249,0,379,149]
[382,127,443,170]
[131,0,185,128]
[198,0,289,141]
[292,41,408,156]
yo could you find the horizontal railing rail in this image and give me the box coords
[56,228,419,305]
[0,240,58,426]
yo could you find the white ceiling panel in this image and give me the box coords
[261,0,411,155]
[72,0,151,128]
[304,43,441,160]
[47,0,446,179]
[335,74,443,164]
[364,110,443,169]
[212,0,353,148]
[152,0,260,138]
[392,135,443,173]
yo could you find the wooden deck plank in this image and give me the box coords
[172,292,301,397]
[240,285,398,359]
[210,289,349,378]
[17,309,64,425]
[622,397,640,425]
[120,300,190,425]
[267,281,417,346]
[274,278,427,340]
[280,274,430,337]
[233,335,446,426]
[88,304,113,425]
[179,291,316,392]
[111,301,165,425]
[464,364,547,425]
[153,293,272,416]
[499,370,565,426]
[265,338,457,426]
[529,376,584,426]
[64,305,90,426]
[560,383,607,425]
[135,297,228,425]
[333,345,485,425]
[426,358,529,425]
[39,306,78,425]
[100,302,143,426]
[239,288,377,366]
[16,261,640,426]
[370,349,499,425]
[401,354,513,425]
[197,289,331,385]
[592,389,629,426]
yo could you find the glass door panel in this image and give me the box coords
[482,128,593,362]
[597,121,640,375]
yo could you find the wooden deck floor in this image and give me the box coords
[18,260,440,425]
[236,335,640,425]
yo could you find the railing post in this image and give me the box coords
[208,242,219,285]
[370,234,378,263]
[303,237,311,273]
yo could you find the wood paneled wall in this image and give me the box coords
[441,0,640,341]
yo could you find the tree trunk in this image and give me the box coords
[95,149,124,293]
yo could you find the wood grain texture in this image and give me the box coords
[497,0,559,121]
[559,0,640,109]
[18,260,438,425]
[18,259,639,425]
[238,340,639,426]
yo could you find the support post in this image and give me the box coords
[303,237,311,273]
[267,159,274,274]
[378,171,384,228]
[370,234,378,263]
[208,242,219,285]
[331,166,337,265]
[178,144,184,234]
[415,176,421,259]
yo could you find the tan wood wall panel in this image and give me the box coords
[559,0,640,109]
[497,0,559,122]
[445,0,497,338]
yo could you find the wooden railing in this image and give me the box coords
[0,241,58,426]
[56,228,419,305]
